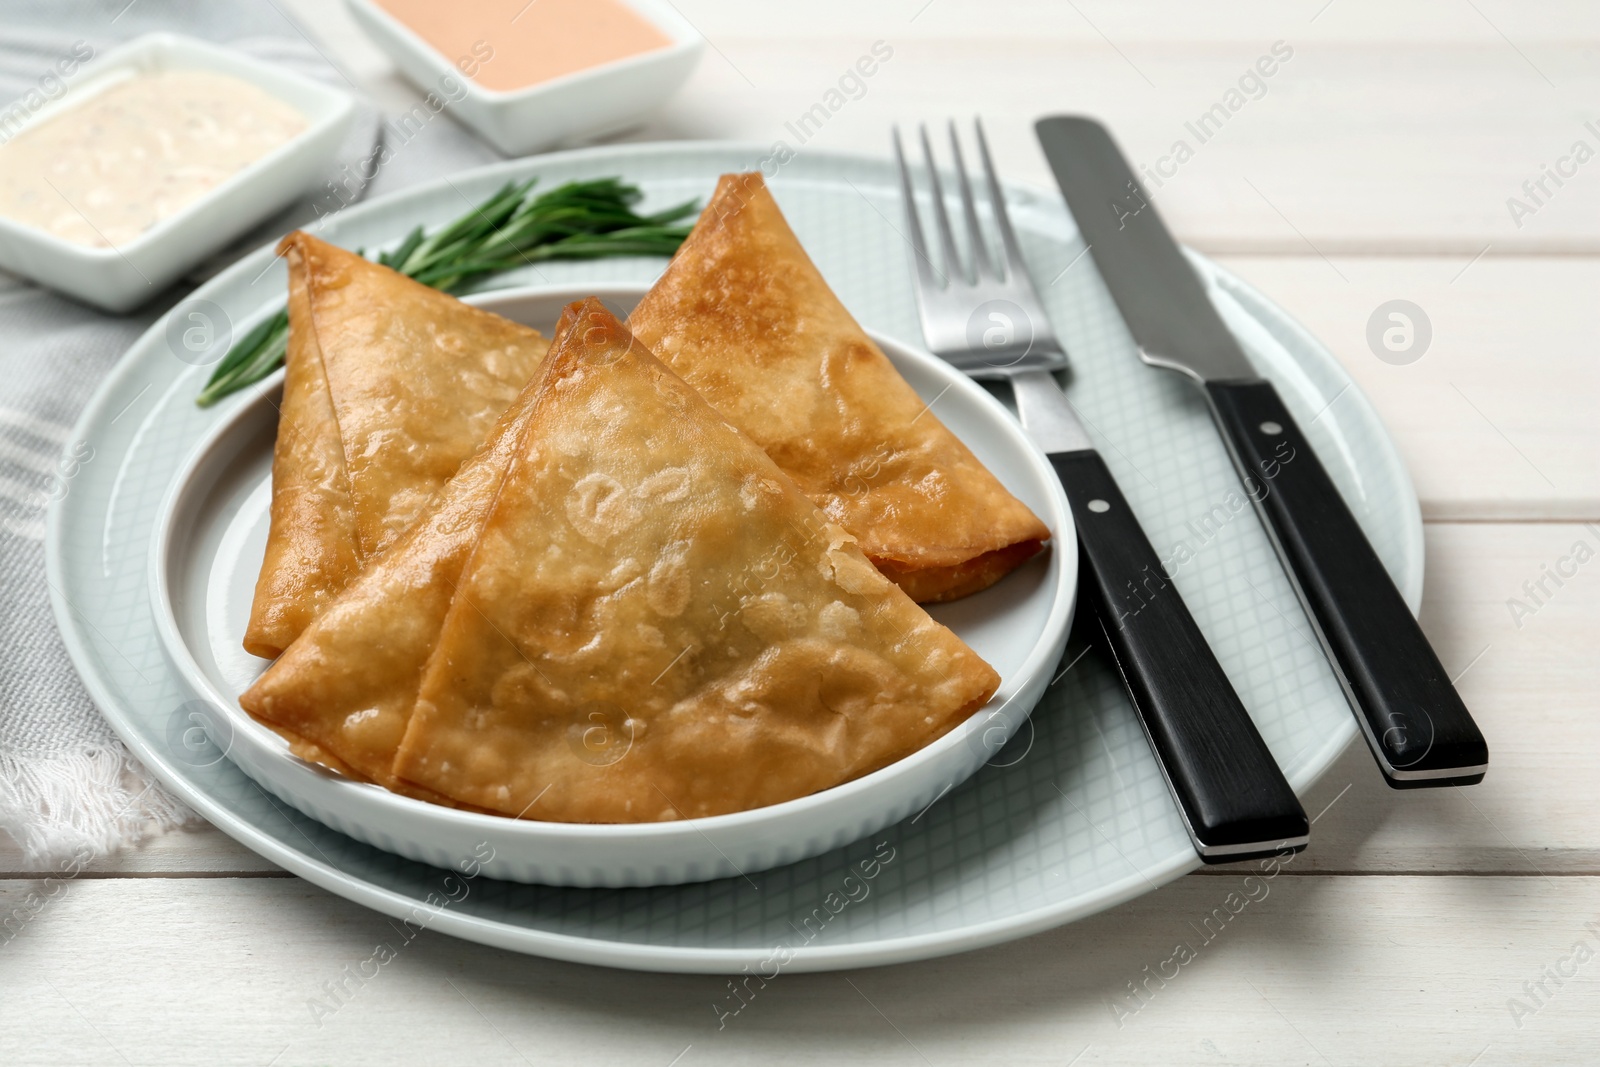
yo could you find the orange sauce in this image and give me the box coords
[375,0,674,92]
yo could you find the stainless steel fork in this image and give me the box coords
[891,122,1087,455]
[893,119,1308,862]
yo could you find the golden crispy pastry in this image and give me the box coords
[627,172,1050,603]
[239,313,566,795]
[241,244,361,658]
[393,300,1000,821]
[262,723,373,783]
[242,232,549,657]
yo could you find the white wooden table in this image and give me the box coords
[6,3,1598,1063]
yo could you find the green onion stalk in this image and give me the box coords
[195,177,698,407]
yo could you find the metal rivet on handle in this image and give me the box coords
[1087,499,1110,513]
[1259,421,1283,435]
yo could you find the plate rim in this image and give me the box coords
[45,138,1415,971]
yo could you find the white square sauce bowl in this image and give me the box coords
[0,33,355,312]
[345,0,703,157]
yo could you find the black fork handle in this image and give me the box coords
[1051,447,1309,860]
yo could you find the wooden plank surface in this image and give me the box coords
[675,0,1600,43]
[0,825,281,878]
[1214,257,1600,520]
[4,874,1598,1065]
[294,1,1600,253]
[646,39,1600,254]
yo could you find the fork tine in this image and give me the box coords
[947,120,994,281]
[892,125,944,291]
[893,117,1069,370]
[919,124,967,285]
[972,117,1030,288]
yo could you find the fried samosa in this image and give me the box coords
[243,232,549,658]
[238,310,579,793]
[627,172,1050,603]
[393,300,1000,821]
[242,252,362,660]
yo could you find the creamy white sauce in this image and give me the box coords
[0,69,307,248]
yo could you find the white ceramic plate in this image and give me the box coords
[46,142,1422,973]
[147,283,1076,888]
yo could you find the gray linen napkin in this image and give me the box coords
[0,0,497,865]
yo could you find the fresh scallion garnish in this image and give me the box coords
[195,177,697,407]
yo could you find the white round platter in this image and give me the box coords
[46,141,1421,973]
[147,282,1076,888]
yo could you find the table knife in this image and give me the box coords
[1036,114,1488,787]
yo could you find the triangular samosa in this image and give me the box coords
[627,172,1049,603]
[238,310,579,794]
[243,232,549,658]
[242,252,362,660]
[393,300,1000,821]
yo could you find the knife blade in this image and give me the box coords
[1035,114,1488,787]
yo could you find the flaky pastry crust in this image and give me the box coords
[627,172,1050,602]
[392,300,1000,821]
[242,233,548,656]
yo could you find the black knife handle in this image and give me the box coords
[1051,449,1308,860]
[1204,379,1488,788]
